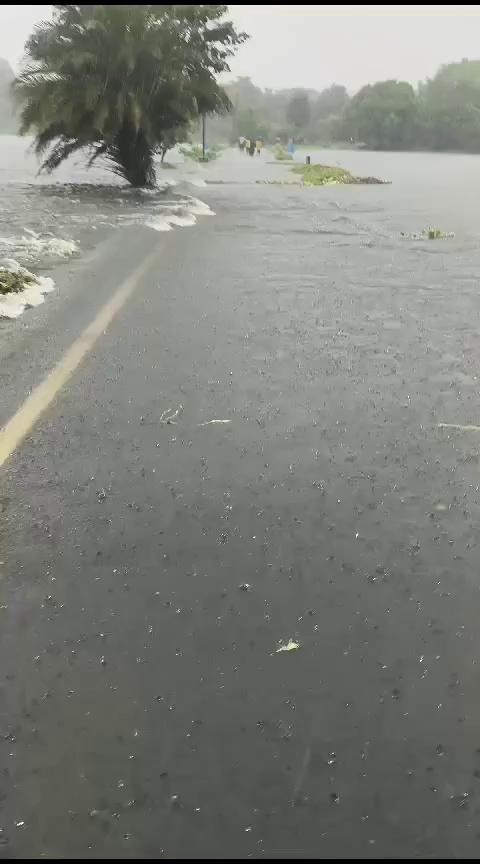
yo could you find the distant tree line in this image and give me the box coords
[0,59,16,133]
[207,59,480,153]
[205,77,349,146]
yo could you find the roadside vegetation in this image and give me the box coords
[180,143,222,163]
[14,5,247,187]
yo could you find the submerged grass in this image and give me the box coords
[292,163,355,185]
[400,227,455,241]
[291,163,386,186]
[0,270,33,295]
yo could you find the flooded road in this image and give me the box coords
[0,136,213,273]
[1,149,480,857]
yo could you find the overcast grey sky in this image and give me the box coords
[1,5,480,92]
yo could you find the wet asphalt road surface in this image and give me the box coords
[3,156,480,858]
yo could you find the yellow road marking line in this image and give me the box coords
[0,247,160,468]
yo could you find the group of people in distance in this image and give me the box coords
[239,136,263,156]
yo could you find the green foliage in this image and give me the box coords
[0,270,33,295]
[417,60,480,152]
[230,104,271,142]
[0,59,16,133]
[340,61,480,152]
[286,90,311,131]
[14,4,247,186]
[315,85,349,117]
[343,80,418,150]
[273,144,293,161]
[204,77,352,145]
[160,125,189,162]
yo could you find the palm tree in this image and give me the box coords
[15,5,247,187]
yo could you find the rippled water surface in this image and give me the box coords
[2,135,480,270]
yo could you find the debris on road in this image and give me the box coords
[438,422,480,432]
[160,404,183,424]
[275,638,300,653]
[291,746,311,807]
[170,794,182,808]
[198,419,231,426]
[401,227,455,241]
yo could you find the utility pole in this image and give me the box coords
[202,113,206,160]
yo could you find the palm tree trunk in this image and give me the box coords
[113,123,156,187]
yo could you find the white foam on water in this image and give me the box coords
[0,234,78,260]
[143,194,213,232]
[153,200,187,210]
[43,238,78,257]
[144,211,197,230]
[0,294,27,318]
[144,216,173,232]
[167,213,197,227]
[186,176,207,188]
[158,178,179,189]
[187,197,215,216]
[36,274,56,293]
[0,259,56,319]
[20,284,46,307]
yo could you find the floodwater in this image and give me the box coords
[2,134,480,269]
[0,135,213,270]
[298,146,480,239]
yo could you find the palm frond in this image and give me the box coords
[87,142,108,167]
[40,138,86,173]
